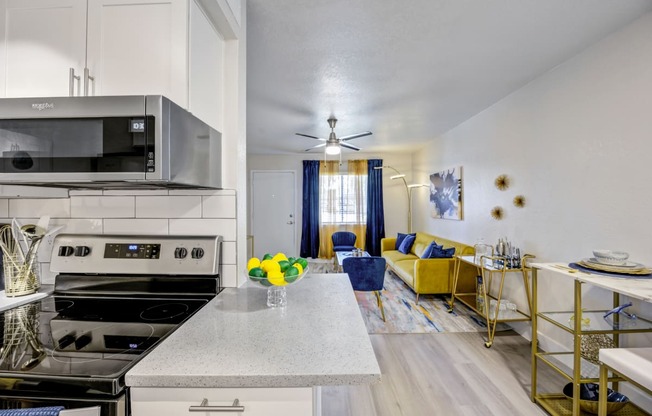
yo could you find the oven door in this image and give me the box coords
[0,392,126,416]
[0,96,156,184]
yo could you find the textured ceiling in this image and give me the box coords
[246,0,652,155]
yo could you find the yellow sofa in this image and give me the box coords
[380,232,476,303]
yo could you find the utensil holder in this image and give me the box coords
[3,254,40,297]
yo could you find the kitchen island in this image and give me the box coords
[126,273,381,416]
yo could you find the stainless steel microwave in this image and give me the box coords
[0,95,221,189]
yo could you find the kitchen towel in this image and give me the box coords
[0,407,64,416]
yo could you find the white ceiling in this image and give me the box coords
[246,0,652,155]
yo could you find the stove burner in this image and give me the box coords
[140,303,189,321]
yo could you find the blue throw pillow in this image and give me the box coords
[395,233,416,250]
[398,234,416,254]
[428,246,456,258]
[421,241,443,259]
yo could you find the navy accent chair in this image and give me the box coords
[342,256,387,321]
[331,231,357,252]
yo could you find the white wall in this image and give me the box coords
[412,11,652,407]
[247,152,414,256]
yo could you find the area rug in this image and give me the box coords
[355,271,510,334]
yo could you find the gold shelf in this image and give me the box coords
[535,394,648,416]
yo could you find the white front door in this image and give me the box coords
[251,170,296,259]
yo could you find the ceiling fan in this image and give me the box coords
[296,117,372,155]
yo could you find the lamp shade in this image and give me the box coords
[325,143,341,155]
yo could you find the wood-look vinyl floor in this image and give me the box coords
[322,331,561,416]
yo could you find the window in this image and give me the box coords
[319,173,367,224]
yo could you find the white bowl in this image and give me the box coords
[592,250,629,265]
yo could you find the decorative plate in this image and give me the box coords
[583,257,644,269]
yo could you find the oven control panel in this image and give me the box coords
[50,234,222,275]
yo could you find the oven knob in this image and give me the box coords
[58,246,75,257]
[74,334,92,350]
[174,247,188,259]
[58,334,76,349]
[191,247,204,259]
[74,246,91,257]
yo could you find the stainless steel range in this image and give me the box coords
[0,234,223,415]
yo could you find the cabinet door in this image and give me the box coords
[0,0,86,98]
[86,0,188,105]
[130,387,315,416]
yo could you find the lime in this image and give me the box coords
[262,253,273,261]
[284,266,300,283]
[278,260,291,272]
[260,259,281,274]
[247,257,261,271]
[292,262,303,274]
[295,258,308,269]
[287,257,296,265]
[248,267,265,278]
[267,270,287,286]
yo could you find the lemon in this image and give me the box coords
[292,262,303,274]
[272,252,288,262]
[267,270,287,286]
[260,259,281,274]
[247,257,261,271]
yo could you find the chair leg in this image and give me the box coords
[374,291,386,322]
[415,293,420,305]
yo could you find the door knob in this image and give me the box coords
[287,221,294,224]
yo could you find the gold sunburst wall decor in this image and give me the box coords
[513,195,526,208]
[491,206,504,220]
[494,174,510,191]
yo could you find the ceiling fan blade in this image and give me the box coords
[296,133,326,141]
[340,142,361,151]
[340,131,372,141]
[304,143,327,151]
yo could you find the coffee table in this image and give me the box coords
[335,250,370,272]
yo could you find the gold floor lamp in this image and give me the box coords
[374,166,429,233]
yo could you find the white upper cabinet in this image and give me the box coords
[0,0,225,129]
[0,0,87,98]
[86,0,188,105]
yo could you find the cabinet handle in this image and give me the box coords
[83,67,95,96]
[69,68,80,96]
[188,398,245,412]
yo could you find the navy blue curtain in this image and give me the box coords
[300,160,321,258]
[365,159,385,256]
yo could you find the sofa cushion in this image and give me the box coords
[427,246,456,258]
[421,241,443,259]
[383,250,417,266]
[395,233,416,250]
[398,234,416,254]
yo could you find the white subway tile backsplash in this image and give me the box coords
[169,218,236,240]
[0,200,9,217]
[39,263,56,285]
[135,196,201,218]
[51,218,104,234]
[103,190,169,196]
[168,189,236,196]
[103,219,169,235]
[221,241,236,265]
[71,196,135,218]
[220,264,237,288]
[202,195,236,218]
[9,198,71,218]
[69,190,103,196]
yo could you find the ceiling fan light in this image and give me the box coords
[325,143,341,155]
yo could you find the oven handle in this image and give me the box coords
[188,398,244,412]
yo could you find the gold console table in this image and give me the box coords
[448,254,535,348]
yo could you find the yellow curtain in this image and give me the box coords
[318,160,367,259]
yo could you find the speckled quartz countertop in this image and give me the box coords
[125,273,381,388]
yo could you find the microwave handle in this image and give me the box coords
[69,68,81,96]
[83,67,95,96]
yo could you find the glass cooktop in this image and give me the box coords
[0,295,207,395]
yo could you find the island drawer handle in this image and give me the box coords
[189,398,245,412]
